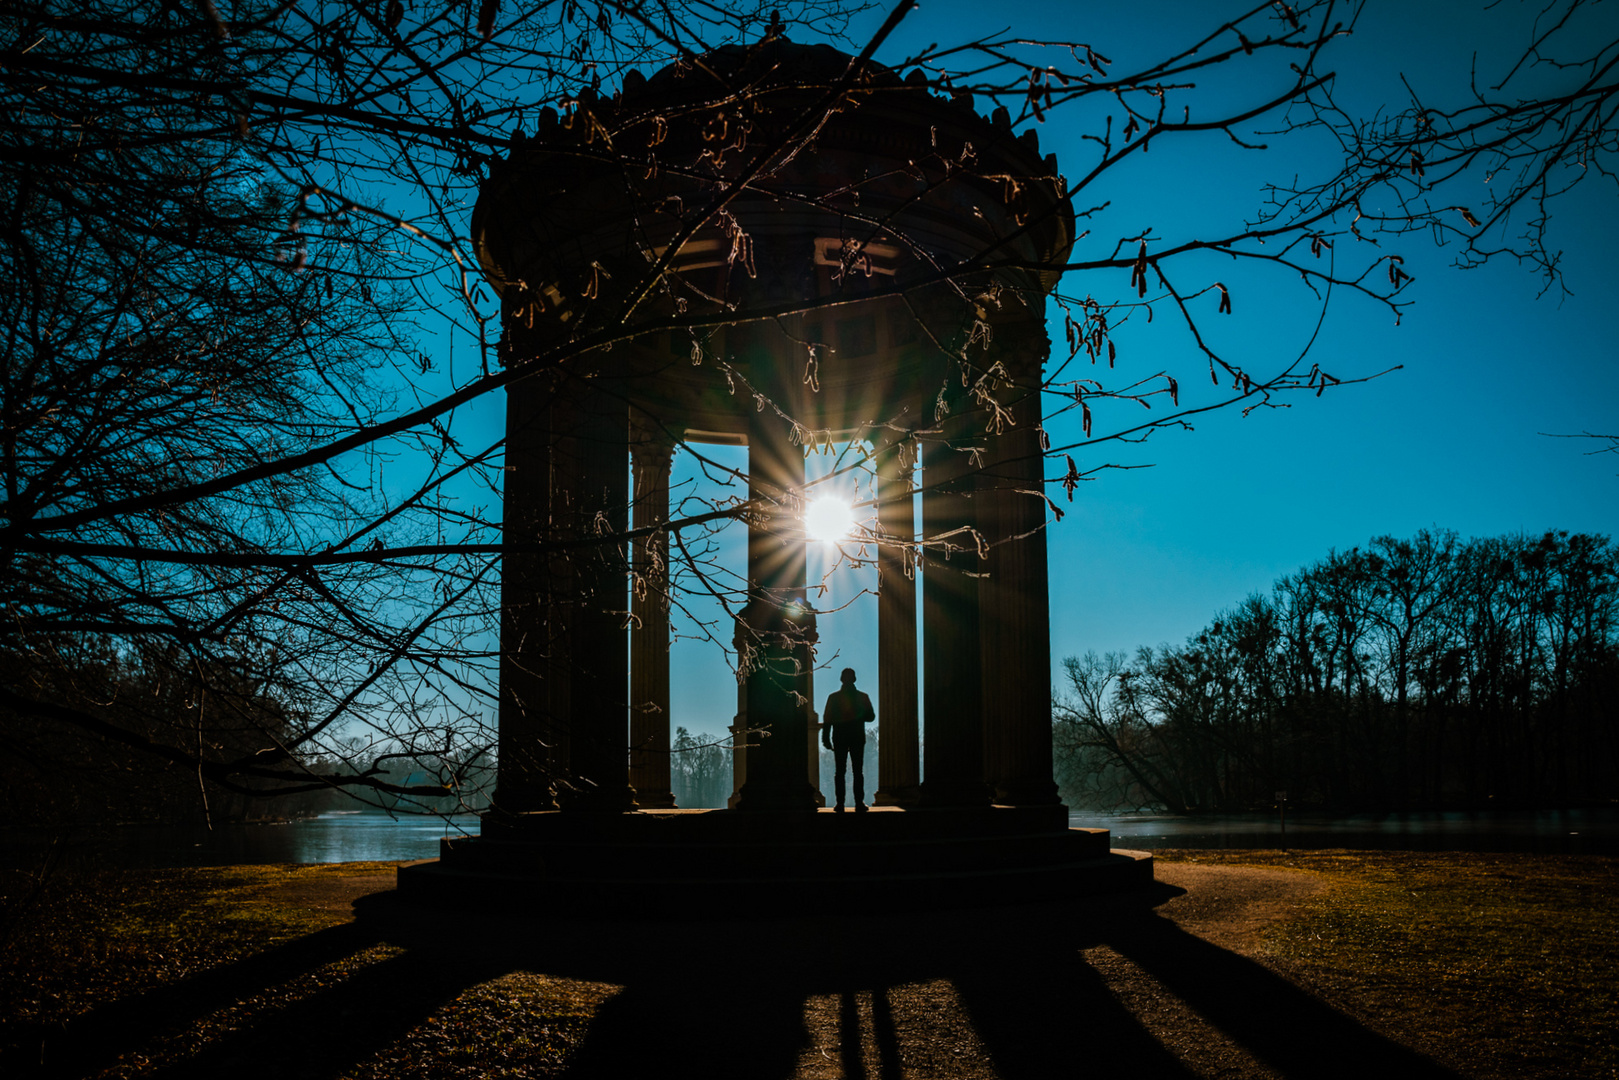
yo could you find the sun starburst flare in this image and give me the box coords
[803,496,855,543]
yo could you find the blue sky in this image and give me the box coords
[658,0,1619,737]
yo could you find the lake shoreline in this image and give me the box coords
[2,805,1616,875]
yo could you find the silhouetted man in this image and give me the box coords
[821,667,876,812]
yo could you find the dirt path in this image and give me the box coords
[1061,863,1334,1080]
[1150,861,1328,950]
[258,865,398,920]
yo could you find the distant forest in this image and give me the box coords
[1,640,346,826]
[1054,529,1618,813]
[669,726,733,809]
[1,637,491,826]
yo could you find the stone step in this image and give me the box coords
[478,803,1072,844]
[435,826,1111,879]
[396,849,1154,917]
[394,806,1154,917]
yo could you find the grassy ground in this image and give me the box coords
[1,851,1614,1078]
[1154,849,1619,1080]
[2,863,387,1017]
[0,861,610,1077]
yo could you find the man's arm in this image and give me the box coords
[860,691,875,724]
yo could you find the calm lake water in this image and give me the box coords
[1068,808,1619,855]
[2,811,481,870]
[5,806,1616,869]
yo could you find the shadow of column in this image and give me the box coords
[838,989,866,1080]
[867,986,904,1080]
[43,922,383,1078]
[951,951,1202,1079]
[1099,910,1464,1079]
[554,967,811,1080]
[142,948,512,1080]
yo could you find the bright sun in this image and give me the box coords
[803,496,855,543]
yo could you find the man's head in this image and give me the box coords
[840,667,857,685]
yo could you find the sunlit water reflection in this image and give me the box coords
[2,810,480,870]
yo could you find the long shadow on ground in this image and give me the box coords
[24,882,1463,1080]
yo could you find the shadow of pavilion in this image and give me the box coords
[24,882,1463,1080]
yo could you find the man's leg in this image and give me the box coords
[833,743,848,810]
[851,737,866,809]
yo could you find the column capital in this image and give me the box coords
[738,593,819,649]
[629,414,681,461]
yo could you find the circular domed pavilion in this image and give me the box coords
[399,32,1152,912]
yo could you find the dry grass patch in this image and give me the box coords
[1,863,616,1078]
[1155,849,1619,1080]
[2,863,397,1016]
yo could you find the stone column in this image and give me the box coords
[628,421,677,808]
[918,400,992,808]
[558,377,637,812]
[978,312,1062,807]
[727,617,749,809]
[495,373,563,813]
[807,690,825,808]
[874,431,921,806]
[733,325,819,813]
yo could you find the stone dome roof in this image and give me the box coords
[474,31,1075,338]
[628,35,904,102]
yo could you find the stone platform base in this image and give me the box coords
[396,805,1154,918]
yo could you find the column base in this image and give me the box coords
[917,780,992,808]
[874,785,922,807]
[491,782,560,815]
[633,789,678,810]
[559,785,639,813]
[732,781,820,813]
[992,778,1063,808]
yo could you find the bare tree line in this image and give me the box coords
[1,0,1614,819]
[1056,528,1619,813]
